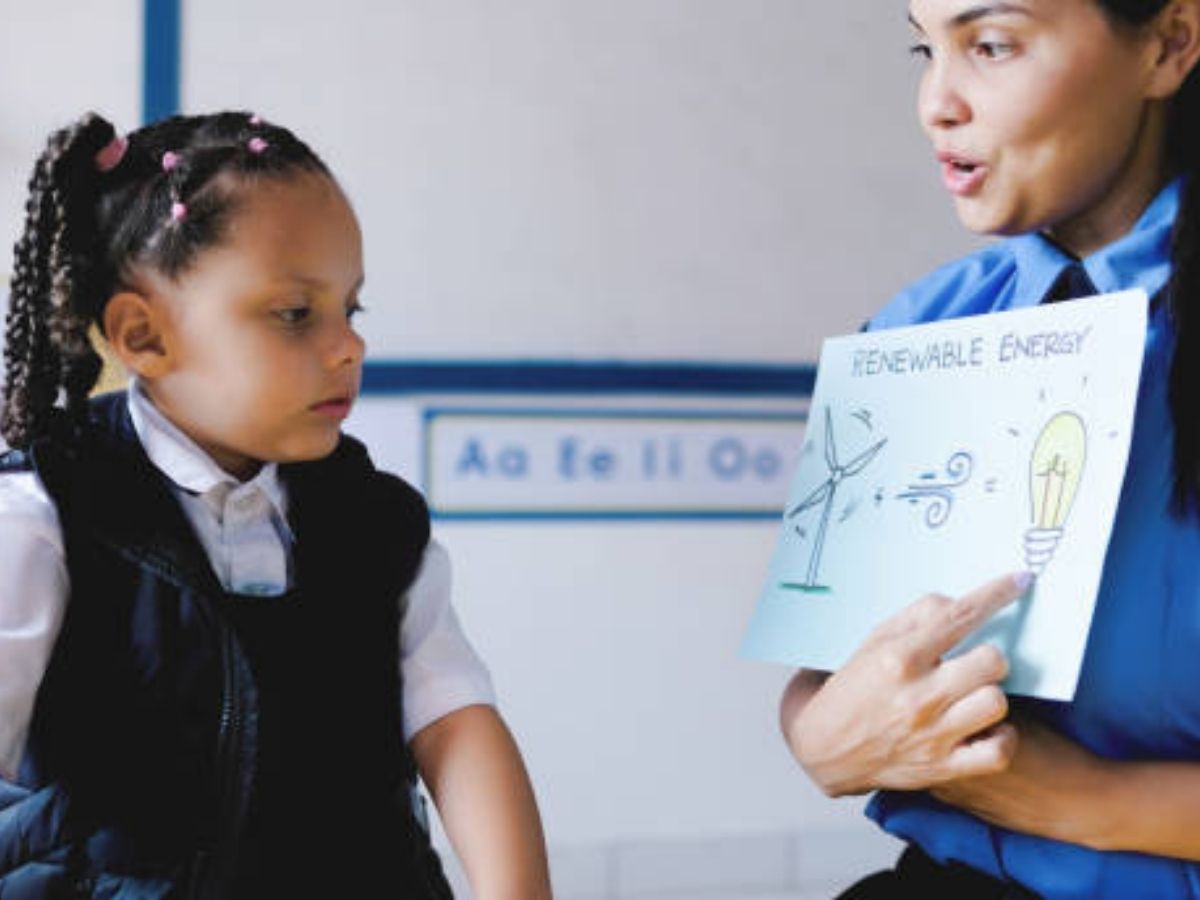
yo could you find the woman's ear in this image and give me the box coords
[102,291,173,380]
[1146,0,1200,99]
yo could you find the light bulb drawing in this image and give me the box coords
[1024,411,1087,574]
[783,407,887,592]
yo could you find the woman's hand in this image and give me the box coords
[780,572,1031,797]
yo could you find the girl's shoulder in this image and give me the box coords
[868,241,1020,332]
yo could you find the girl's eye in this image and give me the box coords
[346,299,366,320]
[274,306,311,326]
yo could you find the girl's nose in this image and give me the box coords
[326,319,366,369]
[918,59,972,132]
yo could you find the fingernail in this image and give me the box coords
[1013,571,1035,593]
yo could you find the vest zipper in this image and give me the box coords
[191,622,251,899]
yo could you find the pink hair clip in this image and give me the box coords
[248,114,263,126]
[170,201,188,223]
[161,151,180,172]
[247,137,268,154]
[94,135,128,173]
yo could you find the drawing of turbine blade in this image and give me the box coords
[806,483,837,587]
[824,407,839,470]
[842,438,888,477]
[787,481,832,517]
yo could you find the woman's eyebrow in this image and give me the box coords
[909,3,1032,33]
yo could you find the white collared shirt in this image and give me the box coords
[0,388,494,779]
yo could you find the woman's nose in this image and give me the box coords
[918,59,972,132]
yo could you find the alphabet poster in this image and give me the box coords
[741,290,1148,700]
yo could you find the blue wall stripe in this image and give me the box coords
[360,361,816,396]
[430,511,783,522]
[143,0,181,122]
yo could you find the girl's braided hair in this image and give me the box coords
[1096,0,1200,511]
[1,111,329,448]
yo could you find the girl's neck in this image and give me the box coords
[135,382,264,483]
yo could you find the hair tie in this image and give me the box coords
[161,151,180,172]
[170,201,188,223]
[247,137,269,154]
[94,135,128,173]
[248,114,264,126]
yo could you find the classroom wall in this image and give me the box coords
[182,0,977,361]
[0,1,141,273]
[1,3,981,896]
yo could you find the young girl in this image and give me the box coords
[780,1,1200,897]
[0,111,551,898]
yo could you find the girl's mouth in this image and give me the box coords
[311,397,353,420]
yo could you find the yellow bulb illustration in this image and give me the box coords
[1024,412,1086,573]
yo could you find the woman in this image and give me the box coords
[780,2,1200,897]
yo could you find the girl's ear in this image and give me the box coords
[1145,0,1200,99]
[102,291,174,379]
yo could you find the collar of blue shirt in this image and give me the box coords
[1010,176,1180,309]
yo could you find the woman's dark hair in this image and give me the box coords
[1098,0,1200,511]
[1,111,330,448]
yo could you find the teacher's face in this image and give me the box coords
[909,0,1167,255]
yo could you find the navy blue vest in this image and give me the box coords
[0,393,453,899]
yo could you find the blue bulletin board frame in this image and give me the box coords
[420,404,809,522]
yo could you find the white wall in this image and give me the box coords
[183,0,977,361]
[0,1,141,279]
[1,3,988,896]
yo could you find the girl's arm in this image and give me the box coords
[0,474,69,782]
[932,716,1200,860]
[410,703,551,900]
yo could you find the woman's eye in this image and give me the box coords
[973,40,1014,60]
[346,299,367,320]
[908,41,932,61]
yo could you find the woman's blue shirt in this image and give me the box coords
[865,180,1200,899]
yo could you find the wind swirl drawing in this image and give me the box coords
[896,451,975,529]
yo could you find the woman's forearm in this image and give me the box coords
[932,720,1200,862]
[1093,758,1200,859]
[410,704,551,900]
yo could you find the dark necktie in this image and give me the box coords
[1041,261,1098,304]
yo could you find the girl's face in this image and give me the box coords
[140,172,366,479]
[909,0,1169,255]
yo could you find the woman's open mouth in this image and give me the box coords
[938,153,988,197]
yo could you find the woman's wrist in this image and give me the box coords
[788,686,878,797]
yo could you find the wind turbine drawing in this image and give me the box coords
[784,407,887,592]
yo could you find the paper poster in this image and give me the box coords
[741,290,1148,700]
